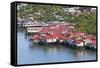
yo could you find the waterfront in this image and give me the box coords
[17,30,96,65]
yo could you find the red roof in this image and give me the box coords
[32,35,40,40]
[75,40,82,44]
[91,40,96,45]
[86,35,95,40]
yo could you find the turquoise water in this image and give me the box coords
[17,30,96,65]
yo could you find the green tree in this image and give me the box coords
[17,3,64,22]
[74,13,96,34]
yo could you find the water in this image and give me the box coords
[17,30,96,65]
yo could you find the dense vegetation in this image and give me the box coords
[17,3,96,35]
[74,13,96,34]
[17,3,65,22]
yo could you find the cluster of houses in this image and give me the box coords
[17,5,97,51]
[17,16,97,51]
[23,21,96,51]
[63,7,96,16]
[24,22,74,34]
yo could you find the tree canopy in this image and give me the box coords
[17,3,64,22]
[74,13,96,34]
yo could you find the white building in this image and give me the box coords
[91,8,96,13]
[26,27,44,33]
[63,7,80,14]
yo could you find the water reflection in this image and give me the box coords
[17,30,96,65]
